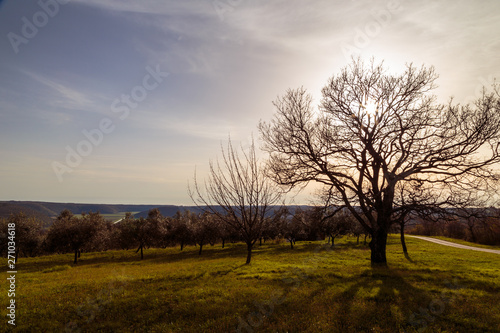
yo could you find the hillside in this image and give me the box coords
[132,204,313,219]
[0,202,53,227]
[0,201,313,224]
[131,205,204,218]
[0,201,159,224]
[2,236,499,332]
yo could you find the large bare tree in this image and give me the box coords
[190,138,283,264]
[259,58,500,266]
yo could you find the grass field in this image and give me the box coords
[2,235,500,332]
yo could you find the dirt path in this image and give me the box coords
[407,236,500,254]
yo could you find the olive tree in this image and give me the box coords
[45,210,102,264]
[189,212,219,255]
[118,209,166,260]
[259,58,500,265]
[0,213,43,262]
[279,208,306,249]
[170,211,192,250]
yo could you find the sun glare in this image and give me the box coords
[363,100,379,117]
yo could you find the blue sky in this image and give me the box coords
[0,0,499,204]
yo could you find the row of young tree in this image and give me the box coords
[0,206,372,264]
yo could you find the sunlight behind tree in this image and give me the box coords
[259,58,500,266]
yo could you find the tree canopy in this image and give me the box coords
[259,58,500,265]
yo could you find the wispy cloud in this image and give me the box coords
[1,0,499,204]
[71,0,212,17]
[21,70,96,110]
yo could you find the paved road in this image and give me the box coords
[407,235,500,254]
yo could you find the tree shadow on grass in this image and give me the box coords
[404,252,416,263]
[265,240,370,256]
[258,264,478,332]
[15,243,254,273]
[233,266,429,332]
[15,240,372,273]
[329,266,500,332]
[330,268,428,332]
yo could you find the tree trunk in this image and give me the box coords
[180,240,184,251]
[400,222,408,257]
[364,234,368,245]
[289,239,294,249]
[246,243,252,264]
[331,235,335,248]
[140,245,144,260]
[259,237,262,246]
[15,248,20,264]
[78,249,81,258]
[74,249,78,264]
[199,243,203,255]
[468,225,476,243]
[369,227,388,266]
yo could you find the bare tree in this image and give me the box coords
[279,208,307,249]
[190,138,283,264]
[392,180,436,258]
[259,58,500,266]
[320,207,354,247]
[215,213,237,248]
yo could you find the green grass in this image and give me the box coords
[2,236,500,332]
[41,264,72,273]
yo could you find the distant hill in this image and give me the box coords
[0,202,54,227]
[0,201,314,226]
[132,205,313,219]
[0,201,160,226]
[132,205,204,218]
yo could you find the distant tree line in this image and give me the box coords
[0,205,376,264]
[407,208,500,246]
[1,206,499,264]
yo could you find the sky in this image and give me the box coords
[0,0,499,205]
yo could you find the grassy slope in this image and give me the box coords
[2,236,500,333]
